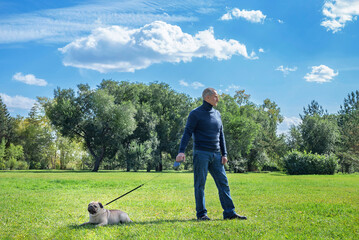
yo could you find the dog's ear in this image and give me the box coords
[99,202,103,208]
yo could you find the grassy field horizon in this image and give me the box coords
[1,170,358,239]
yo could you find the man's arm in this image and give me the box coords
[176,111,197,162]
[219,115,228,165]
[219,124,227,157]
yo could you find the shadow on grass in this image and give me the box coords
[0,170,195,174]
[69,218,226,229]
[0,170,92,174]
[268,172,287,177]
[1,170,289,176]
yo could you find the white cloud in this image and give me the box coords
[179,79,189,86]
[258,48,264,53]
[321,0,359,33]
[278,19,284,24]
[196,7,217,14]
[0,0,204,44]
[277,116,302,135]
[225,84,240,92]
[220,8,266,23]
[276,65,298,76]
[12,72,47,86]
[304,65,338,83]
[221,12,233,21]
[180,80,204,89]
[0,93,36,110]
[191,82,205,89]
[59,21,257,73]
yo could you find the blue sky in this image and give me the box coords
[0,0,358,134]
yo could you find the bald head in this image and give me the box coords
[202,88,219,107]
[202,88,216,99]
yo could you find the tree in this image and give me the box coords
[337,90,359,172]
[234,89,251,106]
[217,93,260,172]
[217,91,287,172]
[45,84,137,172]
[99,80,160,171]
[300,101,339,155]
[0,138,5,169]
[5,143,26,170]
[130,104,159,171]
[109,81,194,172]
[287,125,303,151]
[301,100,327,119]
[13,101,54,169]
[145,82,192,171]
[56,135,86,170]
[253,98,286,170]
[0,96,14,145]
[301,115,339,154]
[339,90,359,114]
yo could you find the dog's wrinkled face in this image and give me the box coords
[88,201,103,214]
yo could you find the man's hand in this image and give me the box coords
[176,153,186,162]
[221,156,228,165]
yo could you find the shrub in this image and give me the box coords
[229,157,247,173]
[6,157,18,170]
[2,143,26,170]
[16,161,29,170]
[0,138,5,170]
[262,162,281,172]
[283,151,338,175]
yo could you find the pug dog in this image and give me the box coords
[80,201,132,227]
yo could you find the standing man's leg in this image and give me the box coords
[193,150,210,219]
[208,152,236,219]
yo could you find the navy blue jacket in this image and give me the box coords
[179,100,227,156]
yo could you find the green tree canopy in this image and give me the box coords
[217,91,285,172]
[301,100,328,119]
[337,90,359,172]
[300,101,339,155]
[98,80,192,171]
[13,101,54,169]
[45,84,137,172]
[0,96,14,145]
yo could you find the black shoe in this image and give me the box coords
[225,214,247,220]
[197,215,211,221]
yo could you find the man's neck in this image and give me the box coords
[202,100,213,110]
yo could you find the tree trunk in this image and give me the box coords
[126,152,131,172]
[125,143,131,172]
[52,150,57,169]
[156,153,163,172]
[85,140,105,172]
[92,156,103,172]
[90,147,104,172]
[345,163,350,173]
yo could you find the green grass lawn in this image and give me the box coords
[0,171,358,239]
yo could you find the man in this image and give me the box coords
[176,87,247,221]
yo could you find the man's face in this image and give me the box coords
[205,91,219,107]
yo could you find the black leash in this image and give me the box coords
[104,174,161,206]
[104,184,144,206]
